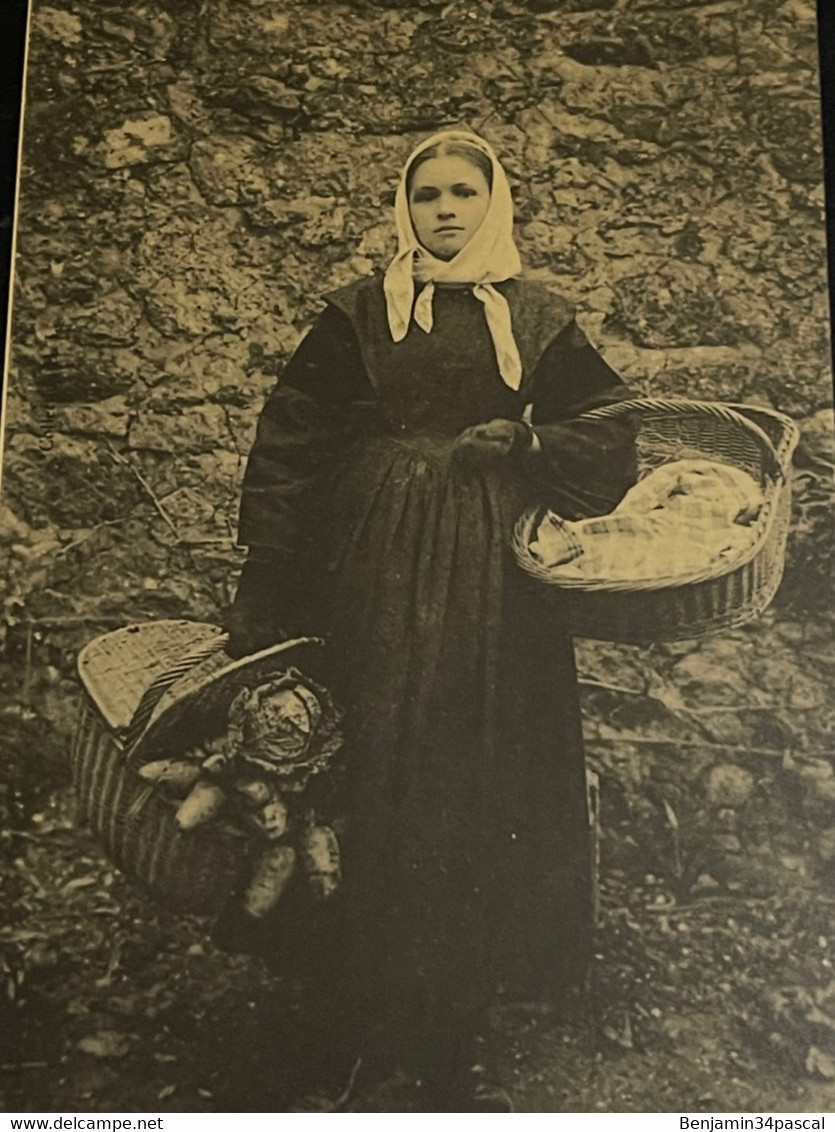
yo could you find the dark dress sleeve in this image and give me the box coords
[237,303,376,557]
[527,320,639,519]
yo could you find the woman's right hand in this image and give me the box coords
[223,555,289,659]
[453,418,535,464]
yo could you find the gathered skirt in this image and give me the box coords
[294,433,594,1059]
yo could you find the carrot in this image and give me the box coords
[137,759,201,796]
[234,777,273,806]
[201,752,229,778]
[243,845,296,918]
[259,796,289,839]
[175,780,227,831]
[299,824,341,899]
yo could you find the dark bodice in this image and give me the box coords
[237,273,636,554]
[323,275,577,436]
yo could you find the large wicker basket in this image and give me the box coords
[512,399,799,643]
[73,628,605,926]
[71,620,327,916]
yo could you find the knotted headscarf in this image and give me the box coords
[383,130,524,391]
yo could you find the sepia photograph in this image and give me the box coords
[1,0,833,1116]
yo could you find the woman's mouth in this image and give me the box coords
[435,226,464,235]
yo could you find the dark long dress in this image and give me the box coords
[237,274,637,1071]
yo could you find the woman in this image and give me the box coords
[226,130,637,1110]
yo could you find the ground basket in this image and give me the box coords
[70,620,327,916]
[512,399,799,643]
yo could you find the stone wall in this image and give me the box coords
[0,0,831,654]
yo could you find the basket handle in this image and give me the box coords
[120,633,230,754]
[574,397,789,482]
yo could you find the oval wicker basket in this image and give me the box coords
[70,620,329,916]
[512,399,799,643]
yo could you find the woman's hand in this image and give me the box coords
[453,418,534,464]
[223,555,289,659]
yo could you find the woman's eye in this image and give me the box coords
[411,188,439,203]
[454,187,477,198]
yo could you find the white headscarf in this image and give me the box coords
[383,130,524,391]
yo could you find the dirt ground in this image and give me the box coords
[1,0,834,1114]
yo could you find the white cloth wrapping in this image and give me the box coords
[529,459,765,582]
[383,130,525,390]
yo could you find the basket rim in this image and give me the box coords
[575,396,799,468]
[77,623,328,765]
[123,634,327,765]
[579,397,800,486]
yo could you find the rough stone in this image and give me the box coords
[55,397,131,439]
[608,263,741,350]
[787,673,827,711]
[37,288,143,347]
[33,6,83,46]
[94,116,182,170]
[798,760,834,783]
[188,136,273,206]
[691,873,722,893]
[815,828,835,865]
[29,351,138,403]
[145,278,221,339]
[705,765,755,809]
[245,198,328,229]
[166,80,212,132]
[797,409,835,465]
[155,486,224,541]
[803,776,835,816]
[127,404,233,455]
[3,434,144,528]
[563,36,656,69]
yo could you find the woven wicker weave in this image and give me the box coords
[512,399,799,643]
[71,621,328,915]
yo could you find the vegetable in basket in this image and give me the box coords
[132,669,345,914]
[175,780,227,831]
[137,759,200,796]
[299,822,341,901]
[244,845,297,918]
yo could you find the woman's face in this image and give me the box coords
[407,154,491,260]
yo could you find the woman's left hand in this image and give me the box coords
[453,418,534,463]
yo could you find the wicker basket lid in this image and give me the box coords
[77,620,327,765]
